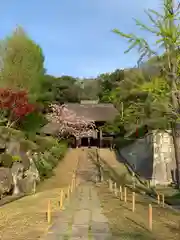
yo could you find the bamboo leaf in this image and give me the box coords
[112,29,132,39]
[133,17,157,33]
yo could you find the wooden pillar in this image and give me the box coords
[76,137,81,148]
[76,137,78,148]
[99,129,102,148]
[110,138,113,150]
[88,137,90,148]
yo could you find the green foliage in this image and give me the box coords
[110,0,180,137]
[20,139,38,152]
[39,74,81,104]
[98,69,124,103]
[34,135,59,152]
[19,111,48,134]
[12,155,21,162]
[35,154,54,178]
[113,137,134,149]
[35,141,67,179]
[0,126,25,141]
[0,153,13,167]
[80,78,101,100]
[0,26,45,100]
[50,146,64,158]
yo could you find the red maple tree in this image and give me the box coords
[0,88,35,126]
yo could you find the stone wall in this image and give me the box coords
[151,130,176,185]
[119,130,176,186]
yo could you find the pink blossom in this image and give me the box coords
[46,104,96,138]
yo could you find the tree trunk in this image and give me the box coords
[171,125,180,188]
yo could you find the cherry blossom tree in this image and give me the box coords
[46,104,96,138]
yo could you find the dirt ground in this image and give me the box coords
[0,148,80,240]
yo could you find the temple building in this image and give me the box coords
[41,100,119,148]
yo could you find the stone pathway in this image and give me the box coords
[44,184,111,239]
[44,149,112,239]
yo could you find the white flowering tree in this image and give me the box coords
[46,104,96,138]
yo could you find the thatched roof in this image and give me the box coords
[65,103,119,122]
[40,103,119,136]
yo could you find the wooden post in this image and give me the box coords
[99,129,102,148]
[101,175,104,182]
[119,185,123,200]
[95,176,98,183]
[148,204,152,231]
[60,189,64,210]
[74,177,76,189]
[114,183,117,197]
[109,179,113,192]
[72,174,76,189]
[162,194,165,208]
[47,200,51,224]
[124,187,127,203]
[67,185,70,199]
[73,174,76,190]
[132,171,135,189]
[132,192,135,212]
[70,180,73,193]
[76,179,78,187]
[157,194,160,205]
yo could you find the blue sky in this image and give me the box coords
[0,0,163,77]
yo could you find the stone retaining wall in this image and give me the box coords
[120,130,176,186]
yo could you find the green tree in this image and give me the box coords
[0,26,45,100]
[98,69,124,103]
[39,74,81,105]
[80,78,100,101]
[112,0,180,186]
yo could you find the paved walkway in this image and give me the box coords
[44,149,112,240]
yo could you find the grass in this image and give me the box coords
[96,182,180,240]
[0,148,80,240]
[154,186,180,206]
[94,148,180,239]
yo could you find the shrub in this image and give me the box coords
[19,111,48,133]
[50,146,64,158]
[12,155,21,162]
[20,139,38,152]
[34,153,53,178]
[34,140,67,179]
[34,135,58,152]
[0,126,25,141]
[0,153,13,168]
